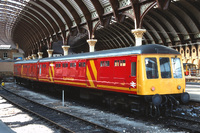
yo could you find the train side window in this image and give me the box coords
[79,62,86,67]
[114,60,119,66]
[159,58,171,78]
[115,60,126,67]
[100,61,110,67]
[63,63,68,67]
[70,63,76,67]
[145,58,158,79]
[120,60,126,66]
[131,62,136,76]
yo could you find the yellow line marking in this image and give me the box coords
[54,80,86,86]
[38,78,49,82]
[90,60,97,80]
[86,66,95,87]
[97,85,137,92]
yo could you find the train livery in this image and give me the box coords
[14,44,190,116]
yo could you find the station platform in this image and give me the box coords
[186,82,200,102]
[0,120,15,133]
[185,76,200,83]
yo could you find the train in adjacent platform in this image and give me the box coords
[14,44,190,117]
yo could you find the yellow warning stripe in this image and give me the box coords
[86,66,95,87]
[90,60,97,80]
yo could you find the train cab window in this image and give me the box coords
[131,62,136,76]
[159,58,171,78]
[100,61,110,67]
[171,58,182,78]
[145,58,158,79]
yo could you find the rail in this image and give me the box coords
[0,86,119,133]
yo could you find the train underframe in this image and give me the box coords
[15,76,190,117]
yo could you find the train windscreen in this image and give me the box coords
[145,58,158,79]
[171,58,182,78]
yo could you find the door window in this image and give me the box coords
[131,62,136,76]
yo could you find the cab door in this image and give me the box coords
[128,56,137,93]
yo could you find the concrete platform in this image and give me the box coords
[186,83,200,102]
[185,76,200,83]
[0,120,15,133]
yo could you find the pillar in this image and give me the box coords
[32,54,37,59]
[28,56,32,60]
[47,49,53,58]
[62,45,70,56]
[87,39,97,52]
[131,29,146,46]
[37,52,43,59]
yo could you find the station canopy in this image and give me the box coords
[0,0,199,56]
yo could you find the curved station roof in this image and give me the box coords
[0,0,199,57]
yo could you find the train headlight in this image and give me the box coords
[151,86,155,91]
[177,85,181,90]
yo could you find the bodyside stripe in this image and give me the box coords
[89,60,97,80]
[86,66,95,87]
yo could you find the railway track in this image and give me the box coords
[0,86,118,133]
[166,114,200,132]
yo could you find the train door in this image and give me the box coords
[128,56,137,91]
[86,59,97,88]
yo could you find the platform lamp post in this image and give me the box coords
[131,29,146,46]
[87,39,97,52]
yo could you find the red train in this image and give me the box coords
[14,44,190,117]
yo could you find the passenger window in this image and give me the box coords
[70,63,76,67]
[100,61,110,67]
[145,58,158,79]
[114,60,126,67]
[131,62,136,76]
[120,60,126,66]
[114,60,119,66]
[160,58,171,78]
[79,62,86,67]
[171,58,182,78]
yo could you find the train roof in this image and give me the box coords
[15,44,180,64]
[15,59,39,64]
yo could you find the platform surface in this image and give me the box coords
[186,82,200,102]
[0,120,15,133]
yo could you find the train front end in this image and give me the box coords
[137,54,189,116]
